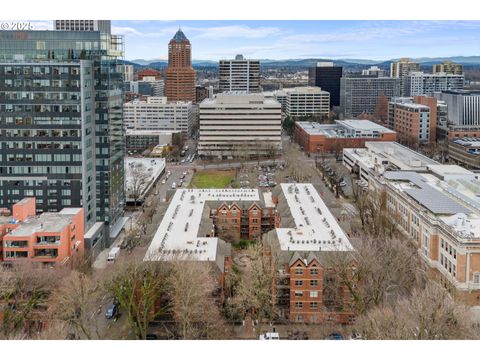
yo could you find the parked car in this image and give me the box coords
[161,179,166,185]
[171,182,177,189]
[105,304,118,319]
[339,181,347,187]
[326,332,344,340]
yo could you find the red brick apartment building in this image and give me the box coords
[136,68,162,81]
[0,198,84,266]
[389,96,437,145]
[294,119,396,154]
[211,200,280,241]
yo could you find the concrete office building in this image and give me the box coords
[390,58,420,96]
[435,90,480,127]
[433,60,464,75]
[219,54,260,93]
[0,30,125,235]
[165,29,196,102]
[125,80,165,97]
[308,62,343,108]
[125,129,180,152]
[124,96,194,134]
[198,92,282,159]
[340,75,401,118]
[362,66,387,77]
[405,72,464,97]
[286,87,330,118]
[54,20,111,33]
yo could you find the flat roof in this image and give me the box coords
[366,142,439,168]
[275,184,353,252]
[144,188,260,263]
[452,138,480,148]
[125,157,166,201]
[7,211,80,237]
[296,120,394,137]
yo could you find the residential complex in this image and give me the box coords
[390,58,420,96]
[285,86,330,118]
[198,93,282,159]
[308,62,343,108]
[145,183,353,324]
[433,60,464,75]
[0,197,84,265]
[219,54,260,93]
[165,29,196,102]
[294,120,396,154]
[118,64,134,82]
[123,96,195,134]
[435,90,480,127]
[405,72,464,97]
[339,75,401,118]
[0,30,125,234]
[344,142,480,305]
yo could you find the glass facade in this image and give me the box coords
[0,31,125,231]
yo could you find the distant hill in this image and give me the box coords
[122,56,480,71]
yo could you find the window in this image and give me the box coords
[474,273,480,284]
[310,302,318,309]
[310,280,318,286]
[294,291,303,297]
[310,268,318,275]
[295,268,303,275]
[310,291,318,298]
[294,280,303,286]
[295,302,303,309]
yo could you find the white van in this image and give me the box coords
[107,247,120,263]
[171,182,177,189]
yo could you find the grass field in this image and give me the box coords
[191,170,235,189]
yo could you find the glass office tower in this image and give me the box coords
[0,30,125,233]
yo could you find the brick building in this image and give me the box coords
[165,29,196,102]
[0,198,84,266]
[294,120,396,154]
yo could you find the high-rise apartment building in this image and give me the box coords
[433,60,463,75]
[124,96,194,134]
[118,64,134,82]
[405,72,464,97]
[285,86,330,118]
[219,54,260,93]
[0,30,125,232]
[165,29,196,102]
[308,62,343,108]
[198,93,282,159]
[390,58,420,96]
[340,75,400,118]
[54,20,111,33]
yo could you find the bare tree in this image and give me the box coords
[167,260,227,339]
[0,261,64,339]
[127,162,150,210]
[104,261,169,340]
[324,235,422,316]
[228,243,278,333]
[353,282,479,340]
[48,270,101,339]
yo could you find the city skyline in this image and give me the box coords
[19,20,480,61]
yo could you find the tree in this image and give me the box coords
[104,261,169,340]
[48,270,101,339]
[228,243,278,333]
[374,93,390,124]
[324,235,421,315]
[353,283,479,339]
[0,262,64,338]
[127,162,150,210]
[167,260,227,339]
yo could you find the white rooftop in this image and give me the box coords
[125,157,166,201]
[275,183,353,252]
[144,188,260,262]
[338,120,395,133]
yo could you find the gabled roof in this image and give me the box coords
[289,252,304,267]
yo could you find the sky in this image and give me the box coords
[24,20,480,61]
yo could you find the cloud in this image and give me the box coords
[192,25,282,39]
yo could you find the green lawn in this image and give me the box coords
[191,170,235,189]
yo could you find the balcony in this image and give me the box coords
[36,236,60,245]
[33,248,58,258]
[3,241,29,248]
